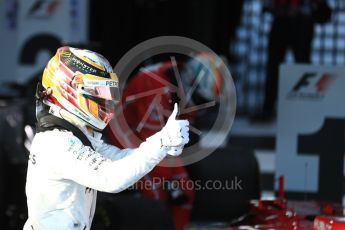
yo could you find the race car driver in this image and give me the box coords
[23,46,190,230]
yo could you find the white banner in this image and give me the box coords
[0,0,18,83]
[276,64,345,202]
[16,0,71,83]
[0,0,89,84]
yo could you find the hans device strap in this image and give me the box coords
[36,114,94,150]
[35,83,94,150]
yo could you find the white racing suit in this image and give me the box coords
[23,129,168,230]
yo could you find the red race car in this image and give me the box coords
[227,177,345,230]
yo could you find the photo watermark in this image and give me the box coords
[128,177,244,192]
[109,36,237,167]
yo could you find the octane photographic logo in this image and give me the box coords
[109,36,236,167]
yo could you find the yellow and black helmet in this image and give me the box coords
[40,46,119,130]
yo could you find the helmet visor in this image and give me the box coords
[72,73,120,125]
[73,73,120,102]
[83,94,117,111]
[82,93,116,125]
[82,82,120,102]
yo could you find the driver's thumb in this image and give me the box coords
[168,103,179,121]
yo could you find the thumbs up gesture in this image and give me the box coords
[161,103,190,156]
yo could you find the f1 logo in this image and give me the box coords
[292,72,334,93]
[292,72,317,92]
